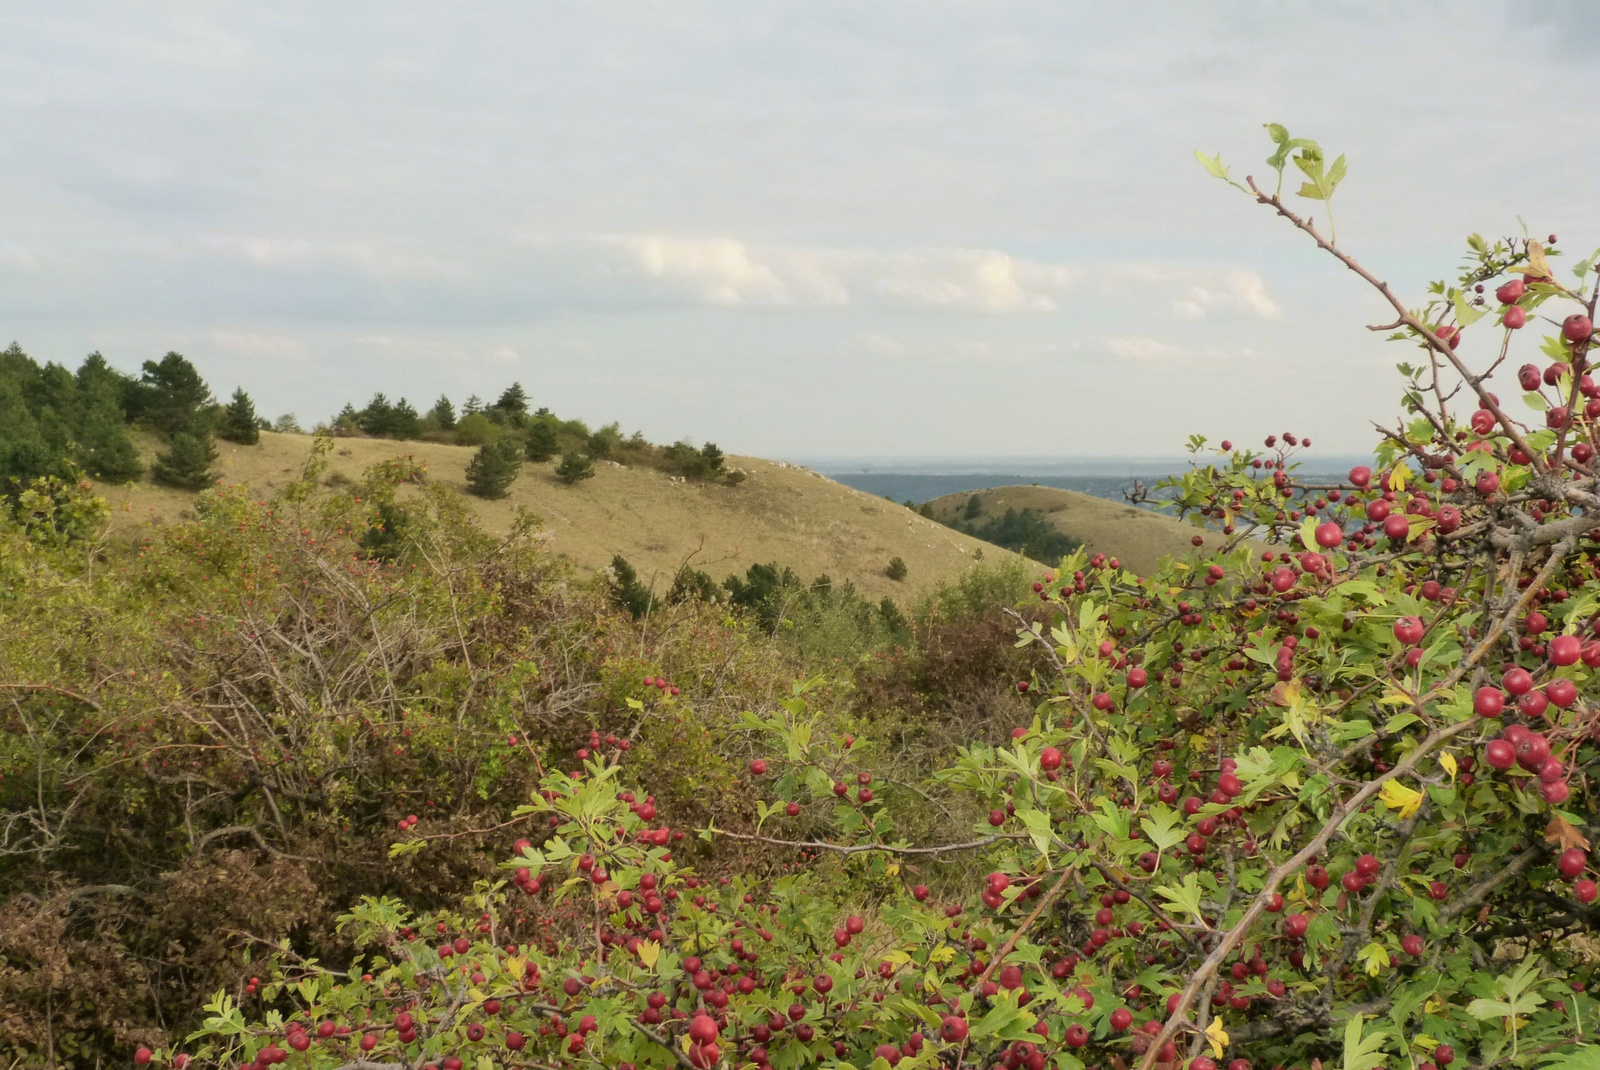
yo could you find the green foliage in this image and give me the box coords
[964,493,983,520]
[218,387,261,444]
[426,394,456,431]
[555,449,595,485]
[607,554,658,619]
[885,555,908,581]
[489,381,528,424]
[126,351,211,436]
[524,414,560,461]
[150,424,218,490]
[352,392,422,439]
[945,504,1081,565]
[587,421,623,459]
[0,345,144,489]
[464,437,521,498]
[452,411,499,446]
[21,125,1600,1070]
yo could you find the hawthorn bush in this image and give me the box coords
[0,440,847,1065]
[133,128,1600,1070]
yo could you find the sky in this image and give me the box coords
[3,1,1599,460]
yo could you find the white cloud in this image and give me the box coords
[1104,336,1193,362]
[487,345,519,364]
[0,242,36,271]
[211,330,306,359]
[1168,268,1281,319]
[196,235,465,280]
[854,331,905,355]
[625,237,794,306]
[1102,263,1281,320]
[1103,336,1262,363]
[612,238,1080,312]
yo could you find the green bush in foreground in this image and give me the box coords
[145,126,1600,1070]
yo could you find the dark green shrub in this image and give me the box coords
[218,388,261,445]
[150,425,217,490]
[464,438,521,498]
[554,450,595,485]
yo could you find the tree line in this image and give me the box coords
[0,344,264,495]
[0,347,740,502]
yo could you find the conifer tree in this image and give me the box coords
[465,438,521,498]
[219,388,261,444]
[525,417,560,462]
[151,424,218,490]
[491,382,528,423]
[555,450,595,485]
[427,395,457,431]
[76,400,144,481]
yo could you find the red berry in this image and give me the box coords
[688,1015,719,1044]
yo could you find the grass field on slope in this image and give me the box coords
[95,432,1026,600]
[924,484,1223,576]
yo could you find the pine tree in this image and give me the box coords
[607,554,657,619]
[462,394,484,416]
[358,393,395,436]
[332,404,362,436]
[151,425,218,490]
[525,417,560,462]
[219,388,261,444]
[129,352,211,436]
[491,383,528,423]
[465,439,521,498]
[389,398,422,439]
[427,395,457,431]
[555,450,595,485]
[76,400,144,481]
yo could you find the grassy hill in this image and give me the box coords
[923,485,1224,576]
[94,432,1025,599]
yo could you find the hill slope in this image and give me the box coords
[95,432,1025,599]
[923,485,1224,576]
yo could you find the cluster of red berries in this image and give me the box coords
[641,675,681,697]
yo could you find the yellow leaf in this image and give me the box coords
[1379,780,1424,819]
[1206,1016,1229,1058]
[885,862,900,878]
[1438,752,1457,783]
[1525,241,1553,282]
[929,945,956,964]
[1388,464,1410,494]
[1424,997,1445,1015]
[636,939,660,970]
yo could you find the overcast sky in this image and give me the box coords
[3,1,1597,459]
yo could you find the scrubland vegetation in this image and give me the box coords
[3,126,1600,1070]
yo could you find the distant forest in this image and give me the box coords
[924,494,1081,566]
[0,345,739,499]
[0,343,1077,571]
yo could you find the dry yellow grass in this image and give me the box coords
[923,484,1228,576]
[94,432,1026,599]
